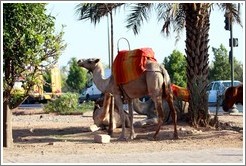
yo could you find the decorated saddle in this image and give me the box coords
[171,84,190,102]
[113,48,157,84]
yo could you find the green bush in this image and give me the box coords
[10,89,26,109]
[44,92,94,115]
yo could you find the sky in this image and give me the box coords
[46,2,245,68]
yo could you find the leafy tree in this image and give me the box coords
[163,50,187,87]
[209,44,243,82]
[209,44,231,81]
[66,57,88,93]
[234,59,243,82]
[60,66,70,92]
[3,3,66,147]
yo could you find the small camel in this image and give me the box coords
[93,93,130,129]
[133,84,190,122]
[78,58,178,140]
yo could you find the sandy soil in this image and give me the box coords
[2,108,244,164]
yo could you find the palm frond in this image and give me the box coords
[125,3,153,35]
[157,3,185,41]
[75,3,124,25]
[156,3,172,35]
[216,3,242,27]
[173,5,186,43]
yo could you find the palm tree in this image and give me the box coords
[125,3,242,127]
[75,3,242,127]
[75,3,124,68]
[75,3,125,135]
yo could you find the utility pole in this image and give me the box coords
[106,4,114,136]
[107,14,111,69]
[224,12,239,113]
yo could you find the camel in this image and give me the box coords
[133,84,190,123]
[93,94,189,129]
[93,93,167,129]
[78,57,178,140]
[93,93,130,129]
[222,84,243,112]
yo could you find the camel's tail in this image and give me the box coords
[162,83,168,99]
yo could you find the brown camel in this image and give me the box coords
[93,93,130,129]
[222,84,243,112]
[78,58,178,140]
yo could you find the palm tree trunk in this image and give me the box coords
[183,3,210,127]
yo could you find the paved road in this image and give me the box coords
[3,148,244,164]
[18,103,43,109]
[209,104,243,113]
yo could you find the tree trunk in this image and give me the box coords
[3,100,13,147]
[108,11,115,135]
[184,3,210,127]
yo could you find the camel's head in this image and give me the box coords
[77,58,100,72]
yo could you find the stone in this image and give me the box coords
[89,124,100,132]
[94,134,111,143]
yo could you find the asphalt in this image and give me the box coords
[3,148,244,164]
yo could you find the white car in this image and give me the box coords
[207,80,242,105]
[79,68,111,103]
[79,83,103,103]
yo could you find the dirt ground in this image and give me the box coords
[2,108,244,164]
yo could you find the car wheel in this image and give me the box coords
[86,94,90,102]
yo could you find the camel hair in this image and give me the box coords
[77,58,178,140]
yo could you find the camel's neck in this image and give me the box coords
[92,63,111,93]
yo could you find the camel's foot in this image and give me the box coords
[117,134,127,141]
[173,132,179,139]
[129,133,137,140]
[153,132,159,139]
[153,131,159,140]
[134,118,158,127]
[153,125,161,140]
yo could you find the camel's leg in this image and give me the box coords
[114,95,127,141]
[128,100,136,139]
[152,95,164,139]
[99,93,111,121]
[98,93,116,133]
[166,93,178,139]
[108,95,114,136]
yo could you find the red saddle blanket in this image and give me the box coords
[113,48,156,84]
[171,84,190,102]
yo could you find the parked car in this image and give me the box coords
[207,80,242,105]
[78,83,103,103]
[79,68,111,103]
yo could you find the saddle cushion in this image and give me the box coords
[113,48,156,84]
[171,84,190,102]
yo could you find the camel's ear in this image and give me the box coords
[88,58,99,64]
[95,59,100,63]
